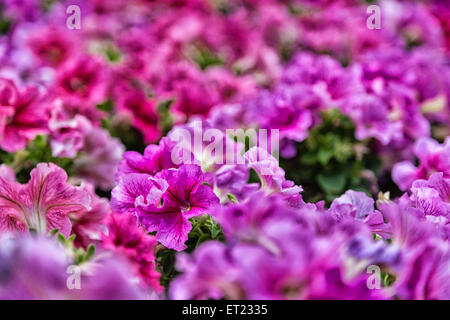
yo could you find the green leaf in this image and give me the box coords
[227,193,238,203]
[84,244,96,262]
[97,100,113,112]
[57,233,66,244]
[317,148,333,166]
[317,171,347,195]
[49,228,59,236]
[67,234,76,243]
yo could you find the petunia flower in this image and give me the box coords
[137,164,219,251]
[0,234,147,299]
[393,137,450,190]
[69,183,111,249]
[116,137,180,181]
[114,83,161,144]
[0,78,49,152]
[410,173,450,217]
[73,126,125,190]
[244,147,303,205]
[102,213,162,293]
[0,163,90,237]
[111,173,168,216]
[55,55,107,105]
[169,241,241,300]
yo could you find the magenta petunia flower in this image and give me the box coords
[0,163,90,237]
[137,164,219,251]
[102,213,162,293]
[114,84,161,144]
[55,55,107,104]
[69,183,111,249]
[111,173,168,216]
[27,26,76,67]
[0,78,49,152]
[116,137,180,180]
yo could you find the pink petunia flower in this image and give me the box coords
[69,183,111,249]
[102,213,163,293]
[0,163,91,237]
[0,78,49,152]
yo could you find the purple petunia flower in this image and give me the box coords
[393,137,450,190]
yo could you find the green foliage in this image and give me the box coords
[382,271,396,287]
[280,109,381,204]
[156,248,177,290]
[190,44,223,70]
[227,193,238,203]
[104,45,122,63]
[186,215,224,252]
[0,14,11,35]
[54,231,96,265]
[101,113,147,154]
[157,99,174,136]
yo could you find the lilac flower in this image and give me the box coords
[167,119,243,172]
[410,173,450,217]
[0,235,71,299]
[169,241,241,300]
[73,126,125,190]
[0,234,147,299]
[341,93,403,145]
[244,147,303,205]
[215,192,301,255]
[393,137,450,190]
[329,190,391,238]
[244,87,313,145]
[378,200,435,248]
[214,164,259,202]
[282,52,364,103]
[394,240,450,300]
